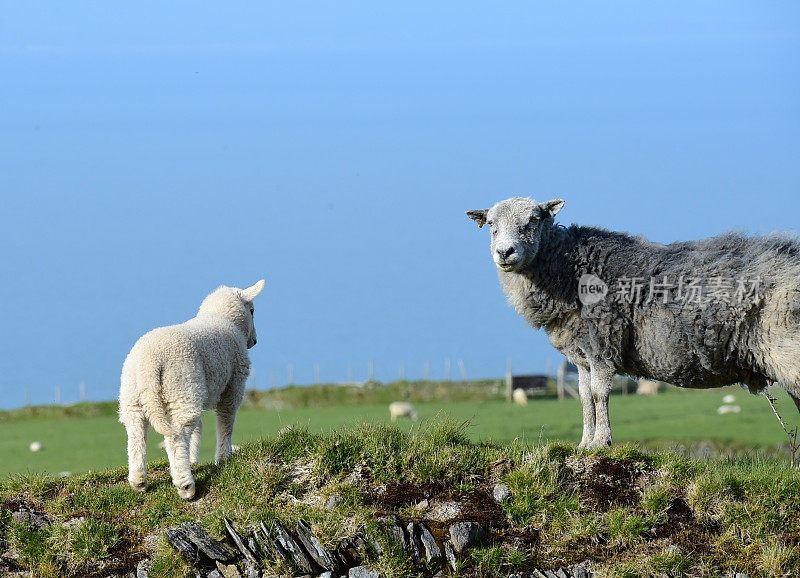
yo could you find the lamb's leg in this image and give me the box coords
[189,419,203,467]
[214,407,236,464]
[123,407,148,492]
[215,380,245,464]
[577,365,596,448]
[588,364,615,449]
[165,423,197,500]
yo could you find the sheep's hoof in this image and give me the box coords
[176,482,196,500]
[586,439,612,450]
[129,480,147,492]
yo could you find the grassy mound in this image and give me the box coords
[1,419,798,577]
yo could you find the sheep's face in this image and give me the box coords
[242,298,258,349]
[467,198,564,272]
[199,280,265,349]
[239,280,265,349]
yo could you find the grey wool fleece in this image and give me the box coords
[468,197,800,448]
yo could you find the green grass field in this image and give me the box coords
[1,384,797,478]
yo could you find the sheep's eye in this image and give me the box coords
[250,308,254,315]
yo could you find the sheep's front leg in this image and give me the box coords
[215,379,245,464]
[165,422,197,500]
[588,364,615,449]
[123,407,148,492]
[576,365,595,448]
[189,419,202,467]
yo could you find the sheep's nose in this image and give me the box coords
[497,246,516,260]
[252,337,257,345]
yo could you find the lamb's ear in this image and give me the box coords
[466,209,489,228]
[241,279,265,301]
[540,199,565,218]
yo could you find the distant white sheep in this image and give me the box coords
[717,405,741,415]
[512,388,528,406]
[389,402,418,421]
[722,394,736,404]
[118,280,265,499]
[29,441,42,452]
[636,379,660,396]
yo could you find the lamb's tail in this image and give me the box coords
[138,362,172,436]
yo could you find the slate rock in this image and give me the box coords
[271,521,318,574]
[207,571,223,578]
[224,518,257,564]
[448,522,486,553]
[573,567,589,578]
[359,526,383,556]
[406,523,424,561]
[418,524,441,564]
[556,569,569,578]
[136,558,151,578]
[443,540,457,572]
[378,516,407,550]
[258,521,287,562]
[181,522,235,564]
[335,537,362,567]
[544,571,559,578]
[319,572,333,578]
[348,567,377,578]
[295,519,337,571]
[165,528,203,564]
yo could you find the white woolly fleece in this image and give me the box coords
[118,280,265,499]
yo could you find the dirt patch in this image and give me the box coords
[565,456,645,509]
[369,480,514,550]
[653,496,694,539]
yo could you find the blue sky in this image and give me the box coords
[1,2,798,408]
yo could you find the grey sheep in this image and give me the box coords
[467,197,800,448]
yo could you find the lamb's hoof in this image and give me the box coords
[128,480,147,493]
[177,482,196,500]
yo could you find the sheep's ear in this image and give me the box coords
[466,209,489,228]
[241,279,265,301]
[540,199,564,218]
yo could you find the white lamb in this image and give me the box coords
[118,280,265,499]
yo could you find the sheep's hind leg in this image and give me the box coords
[215,380,245,464]
[588,365,615,449]
[189,419,203,467]
[214,407,236,464]
[165,422,197,500]
[123,407,148,492]
[576,365,596,449]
